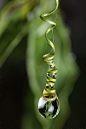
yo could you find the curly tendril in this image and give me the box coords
[40,0,59,101]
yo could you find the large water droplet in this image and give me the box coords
[38,97,60,119]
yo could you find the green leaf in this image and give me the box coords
[26,8,79,129]
[0,27,27,67]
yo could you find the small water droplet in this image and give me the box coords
[38,97,60,119]
[51,84,54,88]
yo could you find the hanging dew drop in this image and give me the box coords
[38,97,60,119]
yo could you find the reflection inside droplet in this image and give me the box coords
[38,97,60,119]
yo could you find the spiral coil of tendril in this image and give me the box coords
[40,0,59,101]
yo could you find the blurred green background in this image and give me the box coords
[0,0,86,129]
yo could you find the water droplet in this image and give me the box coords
[53,73,55,78]
[38,97,60,119]
[51,84,54,88]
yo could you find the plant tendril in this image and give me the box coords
[40,0,59,101]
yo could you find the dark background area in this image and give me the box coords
[60,0,86,128]
[0,0,86,129]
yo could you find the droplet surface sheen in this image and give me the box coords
[38,97,60,119]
